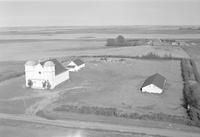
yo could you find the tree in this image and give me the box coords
[27,79,33,88]
[46,81,51,90]
[116,35,125,44]
[42,81,47,89]
[106,39,115,46]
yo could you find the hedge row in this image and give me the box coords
[190,59,200,82]
[53,104,192,125]
[59,55,181,64]
[181,59,200,126]
[180,59,195,82]
[138,52,179,60]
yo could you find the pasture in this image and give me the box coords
[0,58,185,117]
[0,41,189,61]
[50,58,184,117]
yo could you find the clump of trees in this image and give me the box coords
[106,35,130,47]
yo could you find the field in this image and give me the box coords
[0,58,185,118]
[0,41,189,61]
[49,58,185,116]
[182,44,200,74]
[1,119,156,137]
[1,26,200,137]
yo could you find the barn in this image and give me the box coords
[67,59,85,72]
[25,59,69,90]
[141,73,166,94]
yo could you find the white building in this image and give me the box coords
[141,73,166,94]
[25,59,69,90]
[67,59,85,72]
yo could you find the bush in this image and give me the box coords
[46,81,51,89]
[27,79,33,87]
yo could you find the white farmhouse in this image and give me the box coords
[141,73,166,94]
[67,59,85,72]
[25,59,69,90]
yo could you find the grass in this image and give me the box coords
[0,41,189,61]
[0,61,24,82]
[42,58,185,119]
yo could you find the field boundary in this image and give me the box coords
[181,59,200,127]
[60,54,183,63]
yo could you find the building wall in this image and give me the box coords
[54,70,69,88]
[25,64,55,89]
[68,62,85,72]
[142,84,163,94]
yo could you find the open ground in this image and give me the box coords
[0,26,200,137]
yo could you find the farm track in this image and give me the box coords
[25,86,87,115]
[0,113,200,137]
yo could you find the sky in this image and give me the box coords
[0,0,200,27]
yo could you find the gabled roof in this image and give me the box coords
[41,59,67,75]
[67,65,75,68]
[142,73,166,89]
[72,59,84,66]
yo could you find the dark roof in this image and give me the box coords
[73,59,84,66]
[67,65,75,68]
[41,59,67,75]
[142,73,166,89]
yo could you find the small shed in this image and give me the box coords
[67,59,85,72]
[141,73,166,94]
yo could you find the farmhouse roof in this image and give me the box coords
[142,73,166,89]
[73,59,84,66]
[41,59,67,75]
[67,65,75,68]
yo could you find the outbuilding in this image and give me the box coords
[141,73,166,94]
[25,59,69,90]
[67,59,85,72]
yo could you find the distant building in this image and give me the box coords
[25,59,69,90]
[172,42,179,46]
[152,39,163,46]
[67,59,85,72]
[141,73,166,94]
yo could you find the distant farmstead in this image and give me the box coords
[106,35,130,47]
[141,73,166,94]
[67,59,85,72]
[25,59,69,89]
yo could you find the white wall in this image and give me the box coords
[142,84,163,94]
[25,64,55,89]
[54,70,69,88]
[68,62,85,72]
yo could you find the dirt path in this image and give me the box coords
[25,86,87,115]
[0,113,200,137]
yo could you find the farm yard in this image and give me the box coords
[1,26,200,137]
[45,58,185,117]
[0,58,185,120]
